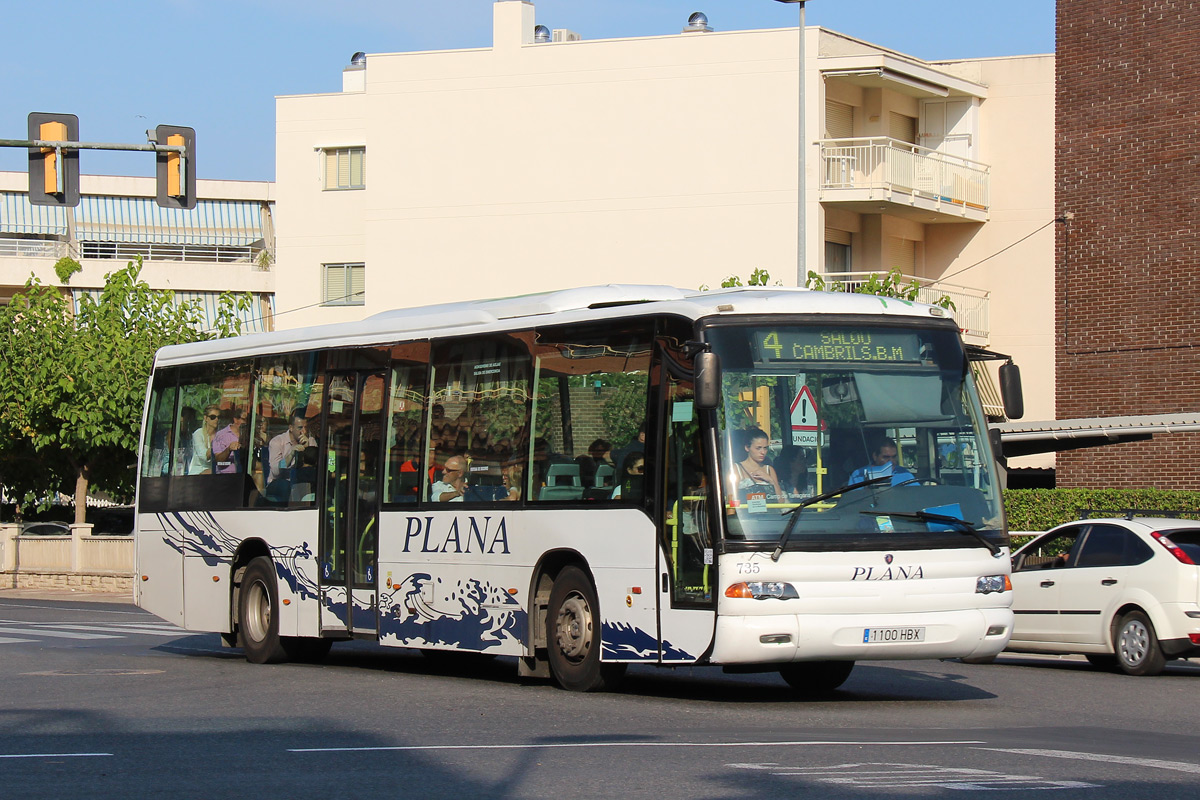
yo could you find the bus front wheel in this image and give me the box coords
[779,660,854,696]
[546,566,625,692]
[238,556,289,664]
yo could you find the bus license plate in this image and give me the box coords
[863,626,925,644]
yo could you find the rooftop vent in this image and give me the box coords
[349,51,366,67]
[534,24,551,43]
[683,12,712,33]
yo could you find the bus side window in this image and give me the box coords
[384,342,430,504]
[138,371,178,513]
[251,353,325,508]
[427,335,531,504]
[169,361,254,511]
[529,322,653,504]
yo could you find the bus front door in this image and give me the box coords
[319,370,386,637]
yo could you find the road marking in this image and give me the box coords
[289,739,984,754]
[0,753,112,759]
[0,626,117,640]
[730,761,1098,791]
[982,748,1200,776]
[47,624,182,637]
[0,637,36,645]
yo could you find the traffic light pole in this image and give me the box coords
[2,116,196,209]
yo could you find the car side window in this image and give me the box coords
[1074,524,1154,568]
[1015,526,1083,571]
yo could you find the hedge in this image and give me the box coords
[1003,488,1200,533]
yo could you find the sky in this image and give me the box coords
[1,1,1054,183]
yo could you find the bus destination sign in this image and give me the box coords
[754,328,922,364]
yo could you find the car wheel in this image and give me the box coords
[1115,611,1166,676]
[779,661,854,696]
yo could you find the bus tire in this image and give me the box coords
[546,566,625,692]
[238,556,289,664]
[283,637,333,663]
[779,660,854,696]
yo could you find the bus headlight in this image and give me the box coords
[725,581,800,600]
[976,575,1011,594]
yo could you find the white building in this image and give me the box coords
[275,0,1054,466]
[0,172,276,332]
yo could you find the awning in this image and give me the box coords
[0,191,69,236]
[75,196,264,246]
[991,413,1200,458]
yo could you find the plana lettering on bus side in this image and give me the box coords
[402,515,512,555]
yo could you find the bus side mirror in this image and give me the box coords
[695,351,720,410]
[999,362,1024,420]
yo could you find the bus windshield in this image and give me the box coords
[707,321,1005,551]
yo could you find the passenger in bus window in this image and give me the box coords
[189,404,220,474]
[268,408,315,483]
[735,428,784,500]
[211,407,248,474]
[776,447,815,499]
[612,423,646,471]
[611,452,645,499]
[501,463,523,501]
[431,455,467,501]
[576,438,613,487]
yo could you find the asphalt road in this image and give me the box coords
[2,590,1198,799]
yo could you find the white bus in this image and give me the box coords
[135,285,1018,693]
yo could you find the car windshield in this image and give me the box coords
[707,321,1005,552]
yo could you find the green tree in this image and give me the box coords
[0,257,247,521]
[805,267,955,311]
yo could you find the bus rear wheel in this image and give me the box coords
[238,556,289,664]
[547,566,625,692]
[779,661,854,696]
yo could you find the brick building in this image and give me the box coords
[1055,2,1200,488]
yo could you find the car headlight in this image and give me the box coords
[725,581,800,600]
[976,574,1012,594]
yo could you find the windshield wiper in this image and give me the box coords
[858,510,1003,556]
[770,476,890,561]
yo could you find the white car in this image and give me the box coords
[1008,515,1200,675]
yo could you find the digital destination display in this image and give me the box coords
[753,328,923,364]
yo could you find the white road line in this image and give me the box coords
[0,627,117,640]
[0,637,37,645]
[732,762,1099,790]
[0,753,112,759]
[981,747,1200,776]
[46,624,183,637]
[289,739,984,754]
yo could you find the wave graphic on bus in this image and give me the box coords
[156,512,320,601]
[602,621,694,661]
[378,572,527,651]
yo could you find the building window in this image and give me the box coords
[323,147,365,190]
[322,262,365,306]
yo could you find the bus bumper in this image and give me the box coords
[709,607,1013,664]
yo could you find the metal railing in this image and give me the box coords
[0,238,70,259]
[821,270,990,342]
[820,137,990,212]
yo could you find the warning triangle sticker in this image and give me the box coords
[790,384,825,431]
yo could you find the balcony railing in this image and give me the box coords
[0,238,70,259]
[820,137,990,214]
[821,271,989,344]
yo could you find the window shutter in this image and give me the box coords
[889,112,917,145]
[887,237,916,273]
[324,152,338,189]
[825,100,854,139]
[349,264,365,303]
[323,263,344,303]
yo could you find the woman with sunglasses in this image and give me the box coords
[188,404,221,474]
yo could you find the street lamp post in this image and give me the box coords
[774,0,809,287]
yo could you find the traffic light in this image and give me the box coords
[155,125,196,209]
[27,112,80,207]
